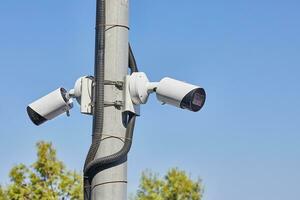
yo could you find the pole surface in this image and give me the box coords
[91,0,129,199]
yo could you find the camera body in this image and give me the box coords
[27,88,73,126]
[156,77,206,112]
[128,72,206,112]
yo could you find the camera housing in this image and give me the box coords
[128,72,206,112]
[156,77,206,112]
[27,76,94,126]
[27,88,73,126]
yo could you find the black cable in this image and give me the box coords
[83,1,139,199]
[83,0,106,199]
[105,24,130,32]
[83,47,139,198]
[129,43,139,73]
[84,114,136,183]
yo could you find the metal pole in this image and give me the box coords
[91,0,129,199]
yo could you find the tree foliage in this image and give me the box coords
[0,141,83,200]
[134,168,203,200]
[0,142,203,200]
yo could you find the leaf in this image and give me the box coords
[134,168,203,200]
[3,141,83,200]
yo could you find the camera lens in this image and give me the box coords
[180,88,206,112]
[27,106,47,126]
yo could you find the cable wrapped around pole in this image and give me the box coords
[83,0,105,199]
[83,1,138,198]
[85,115,136,183]
[84,42,138,180]
[83,0,139,198]
[83,43,139,198]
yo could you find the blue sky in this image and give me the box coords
[1,0,300,200]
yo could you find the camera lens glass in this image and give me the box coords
[193,92,204,107]
[180,88,206,112]
[27,106,47,126]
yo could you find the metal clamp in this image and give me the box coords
[104,80,124,90]
[104,101,123,109]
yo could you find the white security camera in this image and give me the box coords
[128,72,206,112]
[27,76,94,126]
[156,77,206,112]
[27,88,73,126]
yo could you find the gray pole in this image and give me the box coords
[91,0,129,199]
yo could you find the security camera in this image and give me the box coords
[128,72,206,112]
[155,77,206,112]
[27,88,73,126]
[27,76,94,126]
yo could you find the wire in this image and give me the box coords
[104,24,130,32]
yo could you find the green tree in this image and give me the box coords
[0,186,8,200]
[134,168,203,200]
[0,141,83,200]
